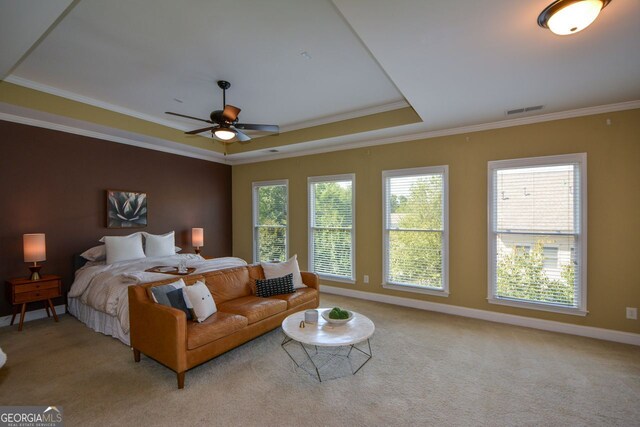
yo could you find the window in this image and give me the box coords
[383,166,448,295]
[252,180,288,263]
[308,174,355,282]
[542,246,559,270]
[488,154,587,315]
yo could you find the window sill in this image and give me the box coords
[487,297,588,316]
[318,274,356,285]
[383,283,449,297]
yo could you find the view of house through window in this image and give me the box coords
[253,181,288,263]
[383,166,448,293]
[489,154,585,312]
[308,175,354,281]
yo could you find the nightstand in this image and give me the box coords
[6,275,62,331]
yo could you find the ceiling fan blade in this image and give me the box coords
[235,129,251,142]
[234,123,279,133]
[222,105,241,122]
[165,111,213,124]
[185,126,216,135]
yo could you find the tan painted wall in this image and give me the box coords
[233,109,640,334]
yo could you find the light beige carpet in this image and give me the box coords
[0,294,639,427]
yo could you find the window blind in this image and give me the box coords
[309,175,354,281]
[383,167,447,291]
[253,182,287,263]
[489,156,585,312]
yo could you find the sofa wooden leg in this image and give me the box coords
[177,371,185,389]
[133,349,140,362]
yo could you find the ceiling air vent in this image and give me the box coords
[506,105,544,116]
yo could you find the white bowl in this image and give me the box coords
[321,309,353,325]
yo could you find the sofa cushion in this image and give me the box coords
[218,296,287,324]
[203,267,252,304]
[270,287,318,309]
[186,312,248,350]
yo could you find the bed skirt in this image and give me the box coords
[68,297,130,345]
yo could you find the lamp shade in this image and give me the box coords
[192,228,204,247]
[24,233,46,263]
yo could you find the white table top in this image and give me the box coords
[282,308,375,347]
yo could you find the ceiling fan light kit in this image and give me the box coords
[214,128,236,141]
[165,80,279,143]
[538,0,611,35]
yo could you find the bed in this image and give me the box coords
[67,253,247,345]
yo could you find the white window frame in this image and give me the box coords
[487,153,587,316]
[252,179,289,263]
[382,166,449,297]
[308,173,356,284]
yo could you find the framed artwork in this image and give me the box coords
[106,190,148,228]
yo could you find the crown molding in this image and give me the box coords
[6,74,409,136]
[231,100,640,164]
[0,103,229,164]
[5,74,193,131]
[279,99,409,132]
[2,81,638,167]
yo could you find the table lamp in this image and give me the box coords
[192,228,204,255]
[24,233,46,280]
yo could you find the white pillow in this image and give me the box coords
[261,254,305,289]
[184,281,217,322]
[143,231,176,257]
[104,234,146,265]
[81,244,180,261]
[80,245,107,261]
[98,232,142,243]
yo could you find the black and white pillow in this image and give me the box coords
[151,279,193,320]
[255,273,295,298]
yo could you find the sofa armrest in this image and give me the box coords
[128,286,187,373]
[300,271,319,290]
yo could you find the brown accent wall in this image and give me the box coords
[0,120,232,316]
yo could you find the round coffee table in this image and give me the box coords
[281,308,374,382]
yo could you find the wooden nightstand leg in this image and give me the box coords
[48,299,59,322]
[45,301,51,317]
[10,306,17,326]
[18,303,26,331]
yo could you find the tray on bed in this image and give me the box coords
[145,266,196,276]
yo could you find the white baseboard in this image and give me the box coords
[0,305,66,328]
[320,285,640,346]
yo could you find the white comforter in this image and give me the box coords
[68,254,247,333]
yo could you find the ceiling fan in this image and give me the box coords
[165,80,279,142]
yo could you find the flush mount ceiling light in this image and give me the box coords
[214,127,236,141]
[538,0,611,35]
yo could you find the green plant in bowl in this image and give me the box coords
[328,307,351,320]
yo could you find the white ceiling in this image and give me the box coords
[333,0,640,130]
[1,0,639,162]
[0,0,73,79]
[8,0,404,131]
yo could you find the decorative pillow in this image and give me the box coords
[255,273,295,298]
[261,254,305,289]
[104,234,146,265]
[183,281,217,322]
[143,231,175,257]
[150,279,193,320]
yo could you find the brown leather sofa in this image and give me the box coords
[128,264,319,388]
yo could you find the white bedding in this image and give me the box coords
[68,254,247,333]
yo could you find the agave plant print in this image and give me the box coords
[107,190,148,228]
